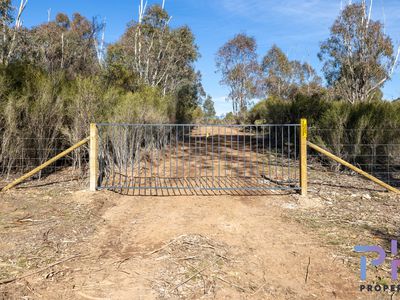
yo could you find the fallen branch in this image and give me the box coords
[0,254,84,285]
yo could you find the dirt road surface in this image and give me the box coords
[0,182,379,300]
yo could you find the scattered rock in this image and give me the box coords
[362,194,372,200]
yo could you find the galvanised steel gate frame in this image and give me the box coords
[91,123,307,195]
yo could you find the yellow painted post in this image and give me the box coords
[300,119,308,196]
[89,123,99,192]
[1,137,90,192]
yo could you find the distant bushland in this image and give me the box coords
[248,94,400,179]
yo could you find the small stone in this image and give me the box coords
[282,203,297,210]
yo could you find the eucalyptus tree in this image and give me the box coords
[319,0,399,103]
[108,4,199,95]
[203,95,216,119]
[262,45,321,100]
[0,0,13,64]
[261,45,291,99]
[0,0,27,65]
[28,13,102,77]
[216,33,260,117]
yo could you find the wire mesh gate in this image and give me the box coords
[96,124,301,195]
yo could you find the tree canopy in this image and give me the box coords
[108,5,199,95]
[203,95,216,119]
[216,33,260,117]
[262,45,321,100]
[319,1,398,103]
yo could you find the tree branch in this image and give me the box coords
[366,0,373,29]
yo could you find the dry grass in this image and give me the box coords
[286,168,400,285]
[0,172,112,298]
[147,233,274,299]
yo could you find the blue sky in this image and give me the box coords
[18,0,400,115]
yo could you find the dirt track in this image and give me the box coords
[66,192,359,299]
[0,181,381,300]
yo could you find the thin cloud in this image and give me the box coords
[220,0,341,22]
[220,0,400,43]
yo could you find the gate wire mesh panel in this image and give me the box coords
[309,128,400,188]
[97,124,301,196]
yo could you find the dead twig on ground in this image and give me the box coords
[148,234,187,255]
[215,276,247,292]
[305,256,311,284]
[75,292,111,300]
[251,282,266,296]
[0,254,85,285]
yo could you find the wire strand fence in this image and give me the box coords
[309,128,400,187]
[1,124,399,192]
[0,127,89,187]
[97,124,301,195]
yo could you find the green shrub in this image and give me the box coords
[0,67,65,174]
[111,86,173,124]
[248,94,400,173]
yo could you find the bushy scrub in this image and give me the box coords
[0,69,177,175]
[0,5,204,176]
[248,95,400,172]
[0,67,64,174]
[111,86,173,124]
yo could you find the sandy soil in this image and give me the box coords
[0,179,383,300]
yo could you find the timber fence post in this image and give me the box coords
[300,119,308,196]
[89,123,99,191]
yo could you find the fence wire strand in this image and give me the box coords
[309,128,400,188]
[2,124,398,193]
